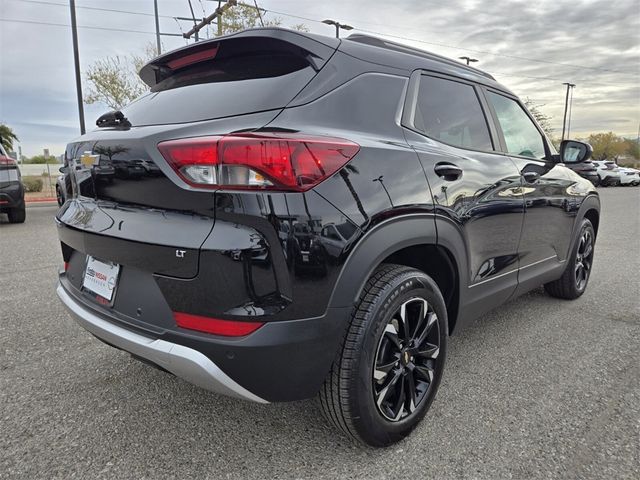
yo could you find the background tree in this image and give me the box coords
[623,138,640,159]
[218,3,281,34]
[523,98,554,138]
[587,132,627,160]
[84,3,307,110]
[22,154,59,164]
[84,44,157,110]
[0,124,18,151]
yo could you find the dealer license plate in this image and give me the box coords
[82,256,120,302]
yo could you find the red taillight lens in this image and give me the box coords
[174,312,264,337]
[158,133,360,192]
[0,156,16,166]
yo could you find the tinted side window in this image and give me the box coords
[414,75,493,151]
[487,92,546,159]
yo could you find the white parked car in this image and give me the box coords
[618,166,640,186]
[591,160,621,186]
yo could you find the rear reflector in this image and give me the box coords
[174,312,264,337]
[158,133,359,192]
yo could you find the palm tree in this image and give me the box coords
[0,124,18,152]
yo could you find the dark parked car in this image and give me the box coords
[55,29,600,447]
[0,144,25,223]
[566,160,599,186]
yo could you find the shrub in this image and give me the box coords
[22,176,43,192]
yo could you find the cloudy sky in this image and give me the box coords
[1,0,639,157]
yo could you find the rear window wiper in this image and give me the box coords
[96,110,131,129]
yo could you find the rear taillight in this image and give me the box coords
[174,312,264,337]
[0,156,16,166]
[157,133,360,192]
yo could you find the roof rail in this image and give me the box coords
[345,33,495,80]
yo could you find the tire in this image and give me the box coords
[56,185,64,206]
[544,218,595,299]
[7,206,26,223]
[319,264,448,447]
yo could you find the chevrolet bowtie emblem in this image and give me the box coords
[80,152,99,166]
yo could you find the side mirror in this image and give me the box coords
[560,140,592,163]
[59,166,66,174]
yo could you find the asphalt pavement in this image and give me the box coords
[1,188,639,479]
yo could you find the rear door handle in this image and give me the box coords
[434,162,463,181]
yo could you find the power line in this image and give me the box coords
[258,5,638,77]
[11,0,175,19]
[0,17,183,36]
[7,0,639,77]
[343,27,637,76]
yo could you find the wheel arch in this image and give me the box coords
[328,214,468,334]
[583,206,600,236]
[572,194,601,243]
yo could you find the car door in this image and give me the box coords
[402,72,524,319]
[482,89,576,292]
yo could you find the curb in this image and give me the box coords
[26,198,57,204]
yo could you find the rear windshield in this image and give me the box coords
[122,53,315,126]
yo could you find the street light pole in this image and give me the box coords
[566,84,575,139]
[154,0,161,54]
[561,82,576,141]
[322,19,353,38]
[459,56,478,66]
[69,0,85,135]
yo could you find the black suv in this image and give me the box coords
[56,29,599,447]
[0,144,25,223]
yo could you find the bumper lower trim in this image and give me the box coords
[56,283,268,404]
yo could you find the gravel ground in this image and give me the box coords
[1,187,638,479]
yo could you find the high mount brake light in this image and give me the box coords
[157,133,360,192]
[166,45,219,70]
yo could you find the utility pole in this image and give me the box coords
[154,0,161,54]
[186,0,200,41]
[322,19,353,38]
[459,56,478,65]
[184,0,236,39]
[69,0,85,134]
[561,82,576,141]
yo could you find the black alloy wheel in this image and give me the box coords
[574,228,594,291]
[373,297,440,422]
[319,264,447,447]
[545,218,596,299]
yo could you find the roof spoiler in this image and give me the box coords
[139,28,340,88]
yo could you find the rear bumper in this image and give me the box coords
[57,283,269,403]
[600,174,620,185]
[57,277,348,402]
[0,182,24,210]
[576,171,599,185]
[620,174,639,185]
